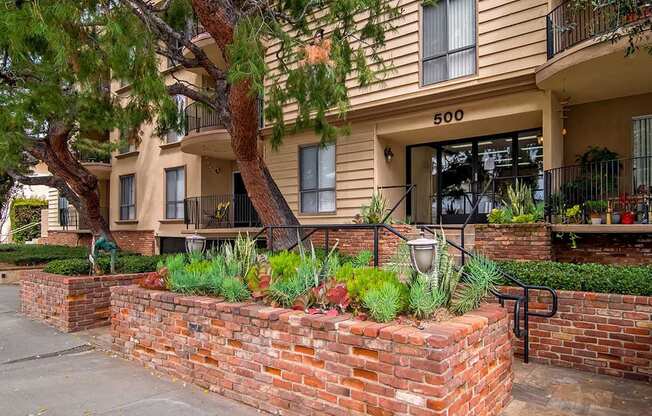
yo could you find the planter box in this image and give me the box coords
[20,270,148,332]
[500,286,652,382]
[475,224,552,261]
[111,286,512,416]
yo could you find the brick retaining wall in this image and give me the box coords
[42,230,156,255]
[474,224,552,261]
[553,233,652,265]
[309,224,417,265]
[20,270,147,332]
[501,287,652,382]
[111,286,512,416]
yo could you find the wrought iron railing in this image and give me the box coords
[184,194,261,229]
[546,0,650,58]
[59,207,109,231]
[544,155,652,222]
[75,149,111,164]
[184,102,225,134]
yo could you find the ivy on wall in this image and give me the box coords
[10,198,47,243]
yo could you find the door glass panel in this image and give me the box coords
[477,137,512,213]
[517,130,544,202]
[410,146,438,223]
[440,143,473,221]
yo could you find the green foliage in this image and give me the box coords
[359,192,388,224]
[363,282,403,323]
[336,267,408,310]
[351,250,373,268]
[44,255,164,276]
[383,241,413,280]
[497,260,652,296]
[576,146,619,167]
[269,251,302,280]
[488,181,543,224]
[10,198,47,243]
[0,244,88,265]
[585,200,607,214]
[409,275,446,319]
[451,256,500,315]
[220,277,251,302]
[267,274,311,308]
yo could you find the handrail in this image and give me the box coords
[378,184,415,224]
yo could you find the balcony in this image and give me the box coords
[59,207,109,232]
[180,102,234,159]
[75,149,112,179]
[181,20,227,73]
[538,1,652,103]
[184,194,261,230]
[544,155,652,227]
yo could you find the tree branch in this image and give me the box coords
[7,170,83,210]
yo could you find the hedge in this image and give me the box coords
[497,260,652,297]
[10,198,47,243]
[43,255,166,276]
[0,244,88,265]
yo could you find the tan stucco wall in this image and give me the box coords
[563,93,652,165]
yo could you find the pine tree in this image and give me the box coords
[117,0,402,248]
[0,1,166,244]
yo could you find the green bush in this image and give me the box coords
[363,281,403,322]
[336,266,408,310]
[10,198,47,243]
[0,244,88,265]
[44,255,165,276]
[497,260,652,296]
[268,251,301,280]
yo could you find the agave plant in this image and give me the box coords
[360,192,388,224]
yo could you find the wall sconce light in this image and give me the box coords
[537,136,544,145]
[561,128,567,136]
[384,146,394,163]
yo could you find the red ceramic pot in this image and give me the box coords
[621,211,636,224]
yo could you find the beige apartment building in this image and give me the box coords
[42,0,652,254]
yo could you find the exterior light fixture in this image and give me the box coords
[407,232,437,274]
[537,136,543,145]
[185,233,207,255]
[384,146,394,163]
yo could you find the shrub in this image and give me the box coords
[359,192,388,224]
[268,251,301,280]
[221,277,250,302]
[452,255,501,315]
[10,198,47,243]
[267,274,310,308]
[0,244,88,265]
[408,275,446,319]
[43,255,165,276]
[337,266,408,310]
[497,260,652,296]
[363,281,403,323]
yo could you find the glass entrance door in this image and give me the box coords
[439,142,474,223]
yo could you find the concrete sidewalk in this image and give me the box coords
[0,285,260,416]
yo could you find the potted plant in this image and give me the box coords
[620,193,636,224]
[585,200,607,224]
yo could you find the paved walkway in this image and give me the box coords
[0,285,259,416]
[1,284,650,416]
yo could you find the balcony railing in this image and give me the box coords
[184,194,261,229]
[59,207,109,231]
[75,149,111,164]
[184,102,225,134]
[546,0,650,59]
[544,155,652,222]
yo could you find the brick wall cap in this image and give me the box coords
[23,270,147,285]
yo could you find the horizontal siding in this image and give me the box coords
[265,0,548,121]
[264,125,376,223]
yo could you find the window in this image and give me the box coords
[165,167,185,219]
[422,0,476,86]
[633,115,652,187]
[167,95,186,143]
[119,174,136,220]
[58,196,69,227]
[300,144,336,213]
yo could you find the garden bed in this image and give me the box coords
[111,285,513,416]
[20,270,148,332]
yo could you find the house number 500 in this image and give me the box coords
[433,110,464,125]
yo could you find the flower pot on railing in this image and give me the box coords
[622,211,636,224]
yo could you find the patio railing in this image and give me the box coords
[59,207,109,231]
[184,102,225,134]
[544,155,652,222]
[184,194,261,229]
[547,0,651,59]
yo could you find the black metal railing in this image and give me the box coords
[59,207,109,231]
[546,0,650,58]
[544,155,652,222]
[184,194,261,229]
[377,184,416,224]
[250,222,558,363]
[184,102,225,134]
[75,148,111,164]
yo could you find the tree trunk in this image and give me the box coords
[28,124,116,246]
[192,0,301,249]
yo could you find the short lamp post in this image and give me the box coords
[185,233,207,255]
[407,233,437,274]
